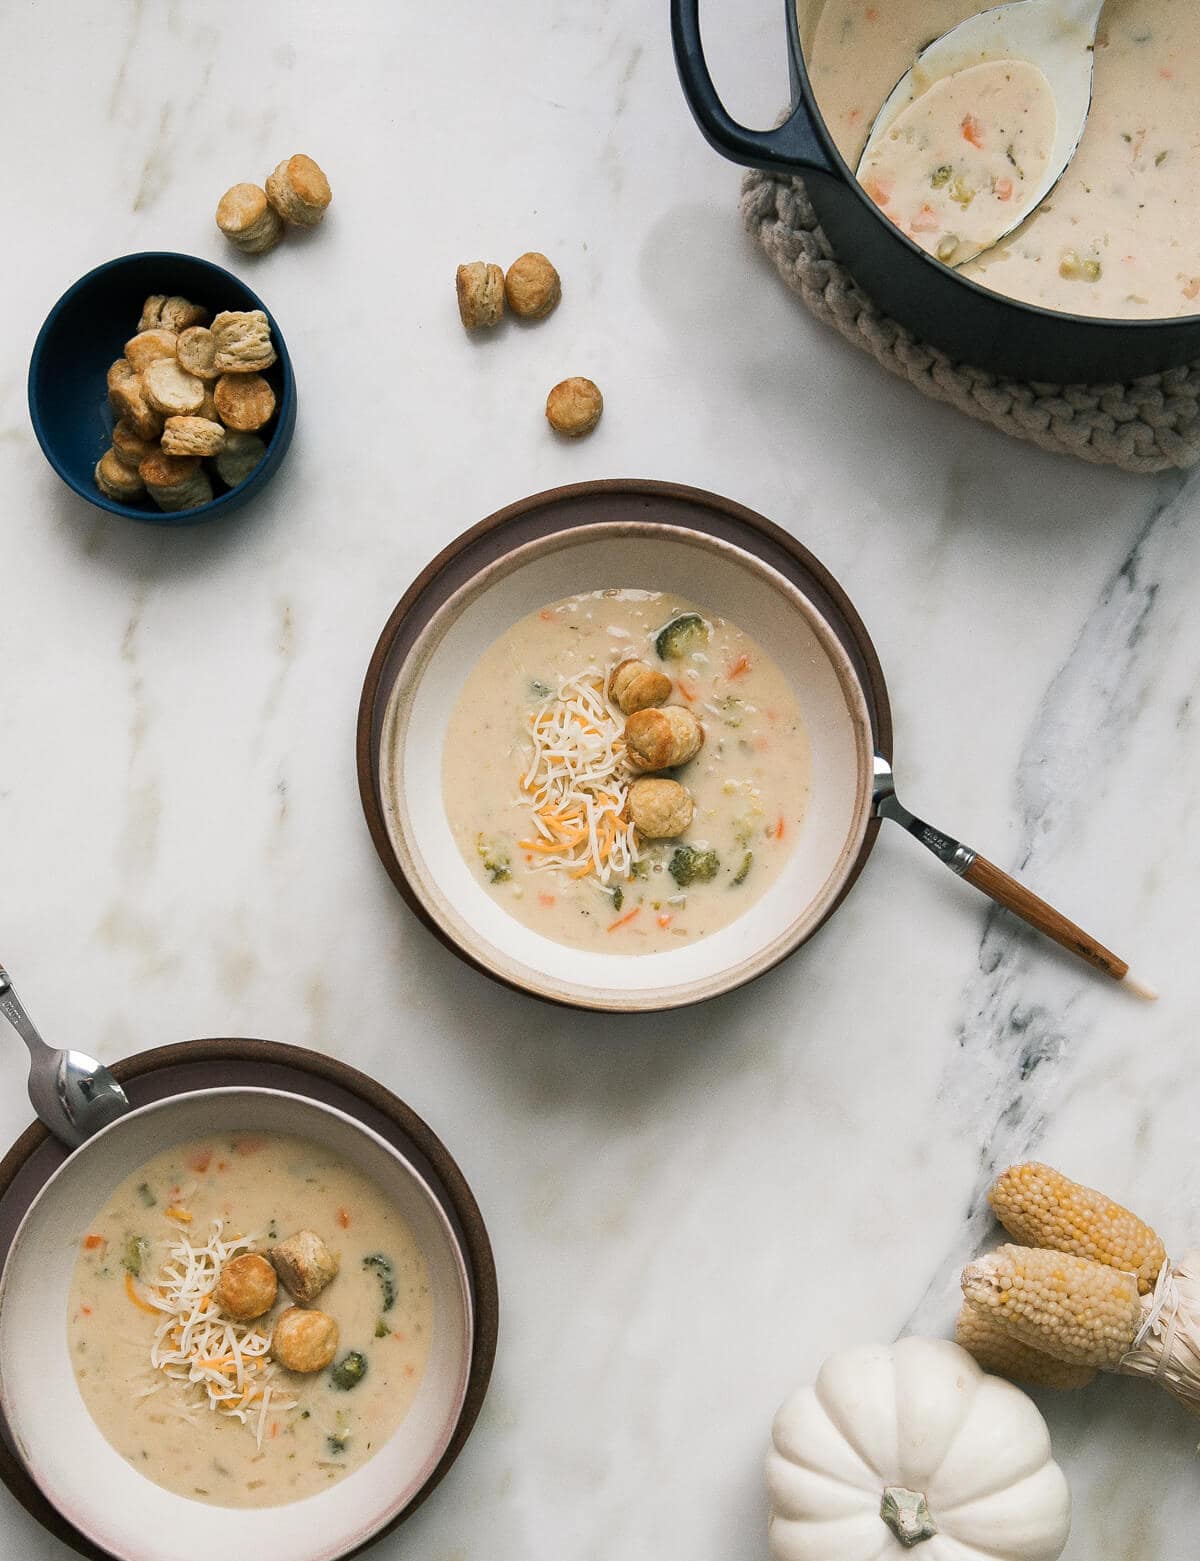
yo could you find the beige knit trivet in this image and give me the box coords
[741,166,1200,474]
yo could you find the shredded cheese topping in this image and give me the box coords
[137,1219,296,1449]
[518,671,641,884]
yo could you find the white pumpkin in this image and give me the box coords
[767,1338,1071,1561]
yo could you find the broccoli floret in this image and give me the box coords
[668,846,720,887]
[374,1317,390,1339]
[327,1433,348,1455]
[136,1183,156,1208]
[330,1351,368,1391]
[363,1253,396,1312]
[655,613,709,661]
[732,851,753,886]
[122,1234,149,1277]
[529,678,552,699]
[610,885,624,913]
[476,834,511,884]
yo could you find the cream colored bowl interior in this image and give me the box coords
[0,1090,472,1561]
[380,525,874,1009]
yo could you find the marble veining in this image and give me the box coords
[2,1,1200,1558]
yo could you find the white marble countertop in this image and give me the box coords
[2,2,1198,1557]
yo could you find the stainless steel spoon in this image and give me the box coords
[872,756,1155,998]
[0,965,130,1147]
[858,0,1108,260]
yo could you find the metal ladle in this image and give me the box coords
[0,965,130,1147]
[872,756,1155,999]
[858,0,1108,259]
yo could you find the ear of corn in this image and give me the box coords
[990,1162,1165,1295]
[955,1301,1097,1390]
[961,1245,1142,1369]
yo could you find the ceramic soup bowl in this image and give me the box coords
[374,522,876,1011]
[0,1088,473,1561]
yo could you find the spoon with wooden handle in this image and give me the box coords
[873,756,1156,998]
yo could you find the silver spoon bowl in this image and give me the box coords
[858,0,1108,261]
[0,965,130,1147]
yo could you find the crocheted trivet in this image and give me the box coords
[742,166,1200,474]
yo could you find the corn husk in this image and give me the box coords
[1117,1250,1200,1413]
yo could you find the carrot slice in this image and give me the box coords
[336,1206,351,1229]
[994,177,1013,201]
[675,679,697,701]
[607,908,641,932]
[962,114,985,148]
[657,913,673,929]
[83,1234,106,1251]
[727,654,752,679]
[187,1148,213,1174]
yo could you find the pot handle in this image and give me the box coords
[670,0,836,176]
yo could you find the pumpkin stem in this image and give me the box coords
[880,1487,938,1547]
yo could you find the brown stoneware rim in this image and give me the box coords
[0,1037,498,1561]
[356,478,893,1011]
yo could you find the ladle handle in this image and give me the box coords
[960,854,1127,981]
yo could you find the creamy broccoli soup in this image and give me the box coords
[68,1132,432,1508]
[804,0,1200,318]
[441,590,809,953]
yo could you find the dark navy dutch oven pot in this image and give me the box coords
[671,0,1200,382]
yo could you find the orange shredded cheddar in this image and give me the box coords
[125,1272,159,1314]
[165,1206,193,1223]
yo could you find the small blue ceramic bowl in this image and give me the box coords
[28,252,296,526]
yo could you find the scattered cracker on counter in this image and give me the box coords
[505,252,561,320]
[457,262,505,329]
[92,292,280,511]
[546,376,603,438]
[211,310,277,374]
[216,183,285,255]
[265,154,332,227]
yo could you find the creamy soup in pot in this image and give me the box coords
[68,1132,432,1508]
[803,0,1200,318]
[441,590,809,953]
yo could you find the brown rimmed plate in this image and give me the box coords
[0,1038,498,1561]
[357,479,892,1012]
